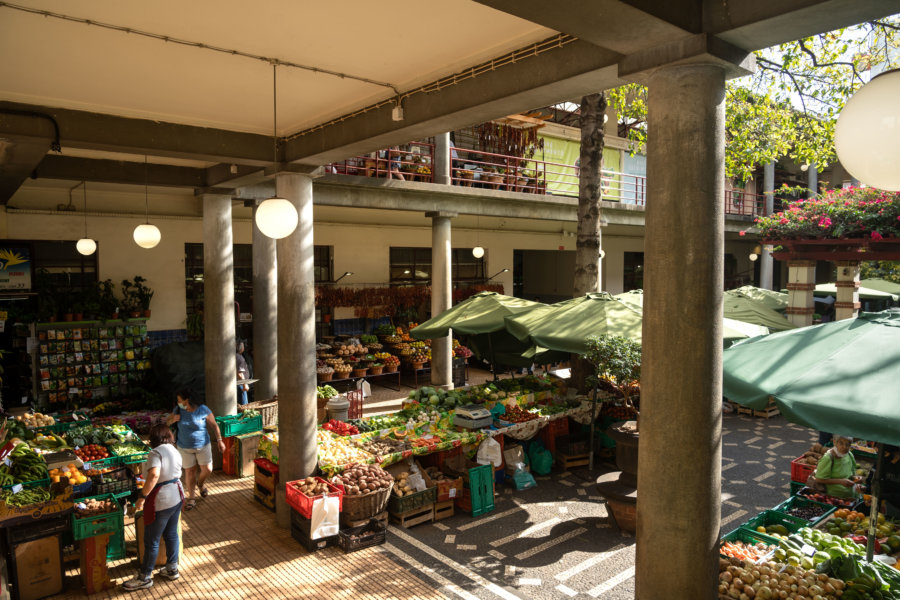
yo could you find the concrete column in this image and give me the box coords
[274,171,317,527]
[785,260,817,327]
[202,194,237,416]
[637,64,725,600]
[808,164,818,198]
[835,261,861,321]
[434,132,451,185]
[760,161,775,289]
[252,204,278,401]
[427,211,456,389]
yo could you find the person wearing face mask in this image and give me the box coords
[813,434,863,499]
[165,388,226,511]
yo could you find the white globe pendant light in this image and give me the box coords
[76,180,96,256]
[835,69,900,191]
[255,63,299,239]
[255,197,298,239]
[134,156,162,249]
[76,238,97,255]
[472,246,485,258]
[133,223,161,249]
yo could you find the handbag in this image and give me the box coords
[805,451,833,492]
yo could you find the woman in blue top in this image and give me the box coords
[165,388,225,511]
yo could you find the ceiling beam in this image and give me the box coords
[0,133,53,205]
[33,154,205,188]
[0,102,273,166]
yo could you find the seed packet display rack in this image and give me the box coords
[32,320,151,408]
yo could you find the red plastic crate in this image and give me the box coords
[347,390,363,420]
[285,477,344,519]
[538,417,569,454]
[426,446,462,471]
[790,456,816,483]
[222,437,237,475]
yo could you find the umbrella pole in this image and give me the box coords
[488,333,498,381]
[588,385,598,470]
[865,442,884,562]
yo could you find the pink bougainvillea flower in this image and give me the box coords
[739,230,746,237]
[871,231,884,241]
[818,217,832,228]
[779,218,789,224]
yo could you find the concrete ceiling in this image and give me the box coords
[1,0,896,205]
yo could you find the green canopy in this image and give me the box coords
[615,290,769,343]
[860,278,900,297]
[812,283,898,302]
[726,286,788,312]
[410,291,543,338]
[722,310,900,446]
[505,292,643,355]
[723,293,796,332]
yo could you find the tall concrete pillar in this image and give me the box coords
[637,64,725,600]
[427,211,456,389]
[434,133,451,185]
[785,260,817,327]
[252,204,278,401]
[808,164,818,198]
[835,261,861,321]
[201,193,237,416]
[760,161,775,289]
[274,171,317,527]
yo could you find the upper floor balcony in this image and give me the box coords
[327,143,767,219]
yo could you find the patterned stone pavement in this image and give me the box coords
[53,411,816,599]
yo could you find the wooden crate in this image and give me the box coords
[389,503,434,529]
[557,453,590,470]
[341,510,387,530]
[433,500,454,521]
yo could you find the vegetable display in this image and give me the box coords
[0,443,49,486]
[74,497,117,517]
[332,463,392,496]
[74,444,110,463]
[0,486,52,507]
[323,419,359,436]
[14,412,56,428]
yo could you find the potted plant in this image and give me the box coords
[96,279,120,320]
[586,334,641,430]
[122,276,153,318]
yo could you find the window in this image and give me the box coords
[31,240,98,292]
[389,247,485,286]
[623,252,644,292]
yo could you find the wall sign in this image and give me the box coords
[0,247,31,290]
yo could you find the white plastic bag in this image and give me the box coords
[310,494,340,540]
[476,436,503,468]
[356,378,372,398]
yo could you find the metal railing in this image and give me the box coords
[328,143,768,218]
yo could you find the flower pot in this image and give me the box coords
[62,313,73,322]
[129,311,141,318]
[73,313,83,321]
[143,309,151,318]
[317,371,333,382]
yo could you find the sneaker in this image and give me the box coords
[123,576,153,591]
[157,566,180,581]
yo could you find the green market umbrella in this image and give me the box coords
[813,283,898,302]
[723,293,796,332]
[860,278,900,298]
[726,286,789,312]
[614,290,769,344]
[504,292,643,355]
[722,310,900,446]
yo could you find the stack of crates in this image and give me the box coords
[253,458,278,512]
[217,413,263,477]
[71,494,125,562]
[454,463,495,517]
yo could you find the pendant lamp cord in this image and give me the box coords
[144,155,150,224]
[82,180,88,236]
[273,61,278,170]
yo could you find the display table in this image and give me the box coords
[402,363,431,389]
[325,370,401,392]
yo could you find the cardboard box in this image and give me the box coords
[416,460,463,502]
[135,511,184,567]
[503,444,529,477]
[12,534,62,600]
[236,433,262,478]
[0,485,73,527]
[79,534,111,595]
[442,453,482,482]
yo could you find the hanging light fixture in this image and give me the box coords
[133,156,161,249]
[472,246,485,258]
[76,180,96,256]
[255,62,299,239]
[472,214,484,258]
[834,69,900,191]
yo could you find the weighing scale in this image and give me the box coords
[453,404,493,430]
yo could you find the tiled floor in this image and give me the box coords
[58,473,446,599]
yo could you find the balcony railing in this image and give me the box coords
[327,144,767,218]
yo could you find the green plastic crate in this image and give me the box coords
[82,454,122,470]
[771,496,836,526]
[107,527,126,561]
[388,485,436,515]
[216,414,263,437]
[789,481,806,496]
[455,463,494,517]
[1,476,50,491]
[34,421,80,435]
[720,527,781,562]
[739,510,808,536]
[72,493,124,540]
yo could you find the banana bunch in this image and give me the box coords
[0,444,49,486]
[27,433,70,453]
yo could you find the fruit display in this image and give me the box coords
[384,335,402,344]
[719,560,845,600]
[26,432,70,453]
[323,419,359,436]
[15,412,56,428]
[755,523,791,537]
[317,365,334,375]
[334,364,352,377]
[324,357,344,367]
[74,444,110,463]
[453,345,473,358]
[50,465,88,486]
[0,485,52,507]
[288,477,332,497]
[798,488,858,507]
[720,539,777,562]
[502,405,539,423]
[316,430,374,467]
[74,497,117,517]
[382,355,400,368]
[784,503,831,522]
[332,463,392,496]
[0,443,50,486]
[406,350,428,364]
[335,344,367,356]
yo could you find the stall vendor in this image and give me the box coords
[814,434,863,499]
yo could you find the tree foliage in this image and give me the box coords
[607,17,900,182]
[860,261,900,283]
